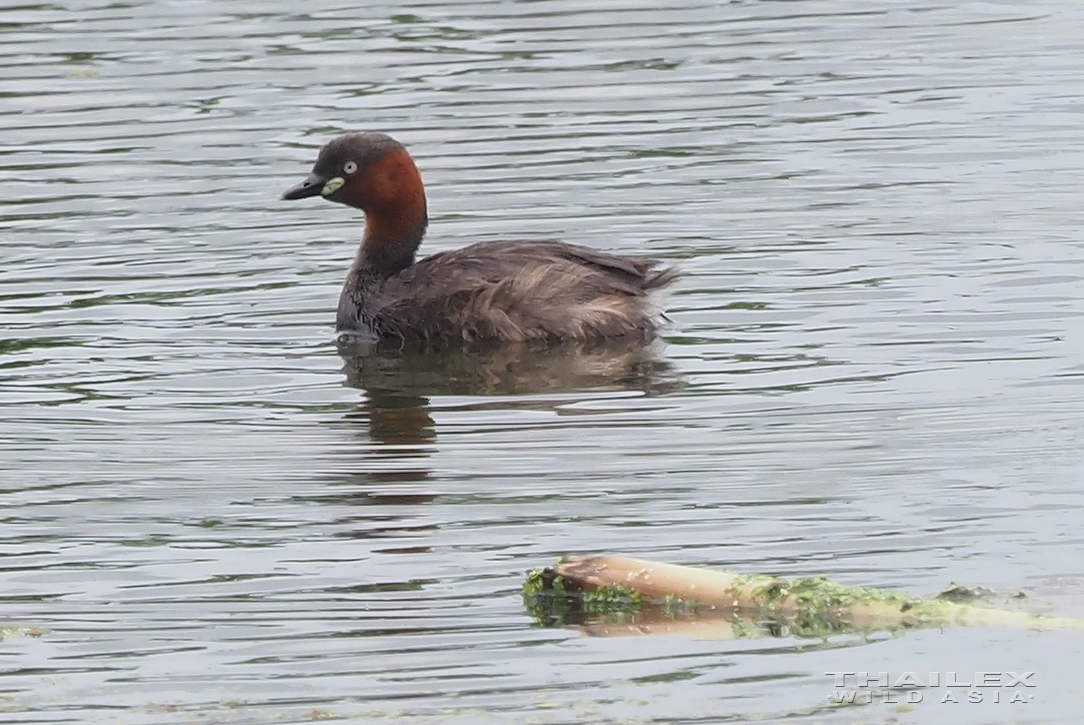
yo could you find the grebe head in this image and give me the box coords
[281,132,421,209]
[282,132,429,275]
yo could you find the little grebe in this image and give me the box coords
[282,132,677,342]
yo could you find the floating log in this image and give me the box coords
[523,554,1084,637]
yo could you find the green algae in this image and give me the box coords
[581,583,640,613]
[524,568,643,624]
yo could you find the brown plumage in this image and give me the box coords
[282,132,678,343]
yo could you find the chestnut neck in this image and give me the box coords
[356,214,427,278]
[350,149,429,279]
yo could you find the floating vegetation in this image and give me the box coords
[0,625,48,641]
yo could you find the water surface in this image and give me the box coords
[3,1,1084,723]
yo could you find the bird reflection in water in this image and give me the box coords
[339,335,681,441]
[332,337,682,550]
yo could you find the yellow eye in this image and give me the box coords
[343,160,358,175]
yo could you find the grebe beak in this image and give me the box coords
[281,172,327,200]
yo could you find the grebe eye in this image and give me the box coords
[343,160,358,175]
